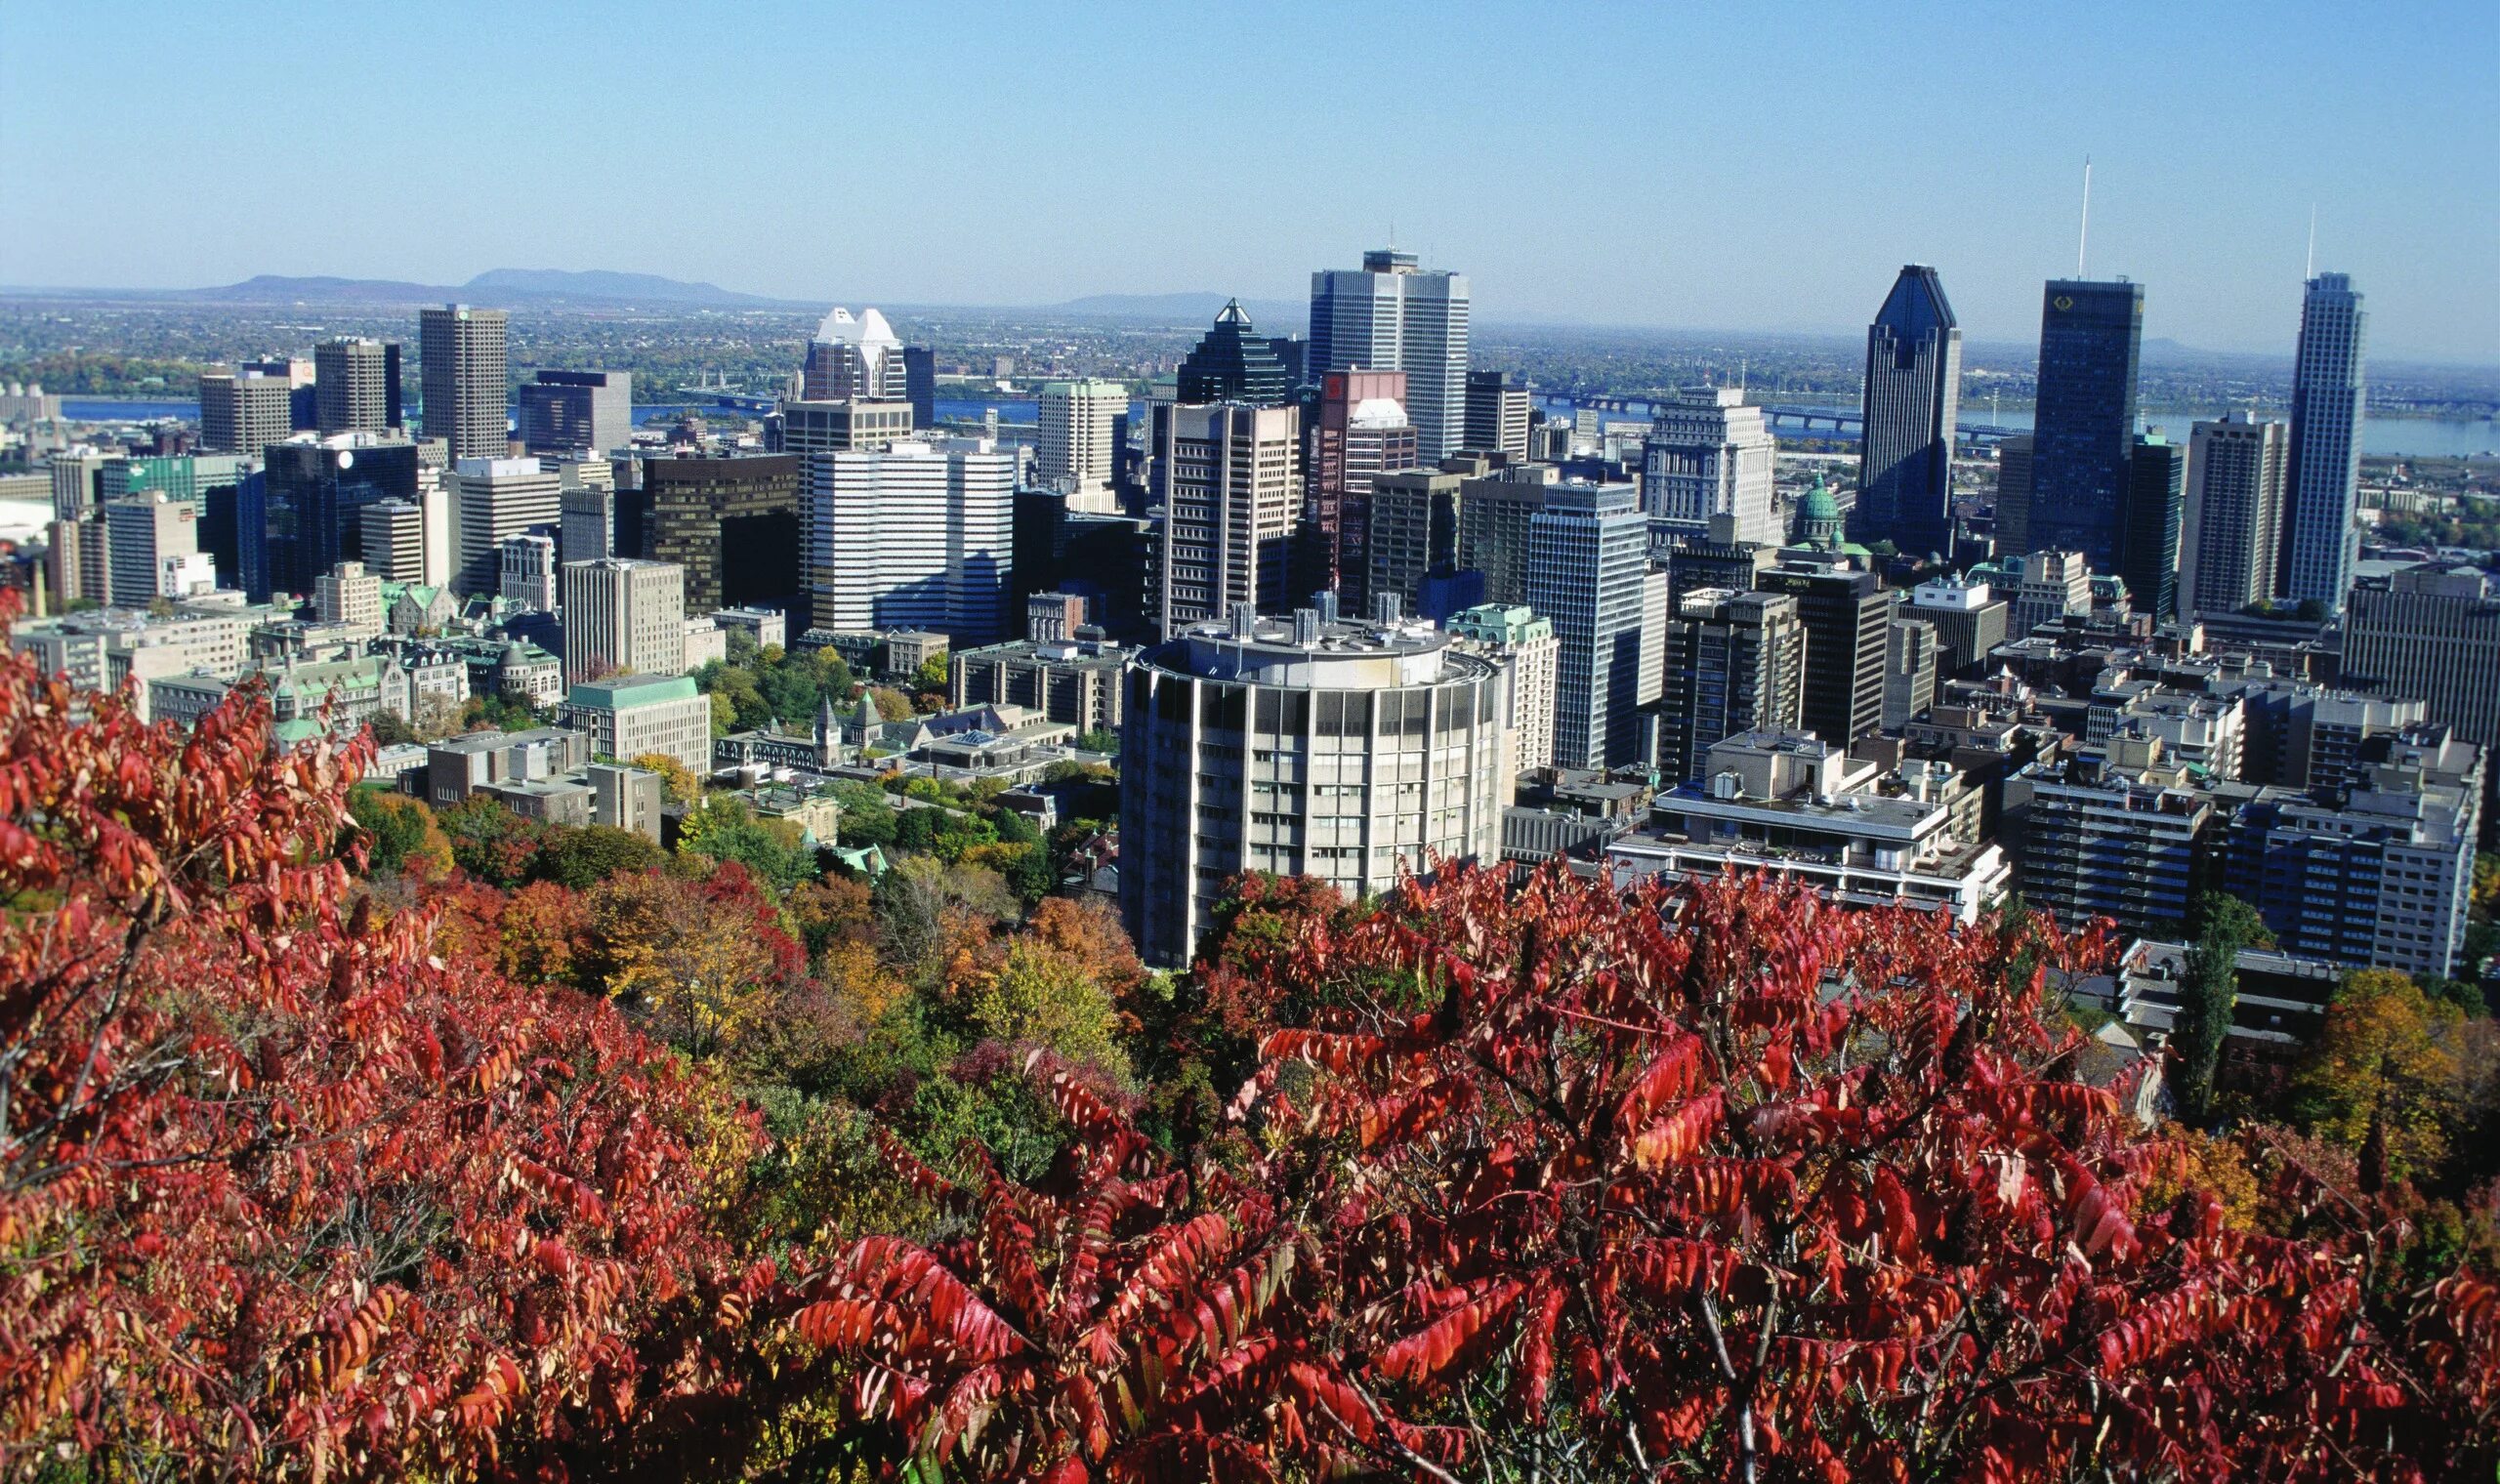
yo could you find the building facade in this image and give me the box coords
[805,437,1015,639]
[517,368,632,456]
[1854,265,1963,556]
[2023,279,2144,573]
[646,452,803,616]
[446,456,562,596]
[313,337,402,436]
[1527,480,1650,768]
[562,556,686,684]
[558,674,711,773]
[1657,587,1805,783]
[1153,402,1300,637]
[2182,412,2287,617]
[1446,602,1559,776]
[802,307,909,401]
[1462,371,1530,461]
[197,366,296,458]
[1037,379,1128,511]
[1641,388,1779,547]
[2279,272,2367,611]
[418,304,510,462]
[1755,562,1889,751]
[1307,248,1470,460]
[2122,433,2187,618]
[2342,564,2500,761]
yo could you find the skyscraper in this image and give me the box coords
[1853,266,1962,556]
[1755,562,1890,750]
[2024,279,2143,572]
[1641,389,1780,546]
[646,452,803,615]
[901,345,937,431]
[2280,272,2367,612]
[418,304,511,462]
[1992,434,2036,556]
[517,369,633,456]
[2121,433,2187,619]
[802,307,908,401]
[1657,588,1804,783]
[1308,248,1471,460]
[1307,369,1419,604]
[102,494,199,606]
[197,366,295,457]
[2343,564,2500,763]
[2181,412,2287,618]
[1037,379,1128,511]
[804,437,1015,639]
[1463,371,1531,461]
[312,337,402,436]
[1176,302,1291,406]
[1527,481,1649,768]
[562,557,687,684]
[1153,403,1301,635]
[249,438,420,601]
[446,456,562,596]
[1362,469,1462,614]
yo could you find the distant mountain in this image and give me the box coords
[0,269,817,310]
[1052,292,1306,328]
[461,268,804,308]
[180,274,450,305]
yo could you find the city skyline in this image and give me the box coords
[0,2,2492,362]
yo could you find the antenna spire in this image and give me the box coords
[2305,203,2317,282]
[2076,156,2093,278]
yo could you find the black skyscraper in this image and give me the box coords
[901,345,937,431]
[2122,433,2186,618]
[244,441,419,600]
[1177,301,1291,406]
[2024,279,2143,569]
[1852,266,1962,557]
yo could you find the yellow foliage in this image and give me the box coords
[2292,969,2461,1180]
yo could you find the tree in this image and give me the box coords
[1075,727,1120,754]
[436,793,548,886]
[2173,890,2270,1123]
[0,602,766,1478]
[952,939,1129,1078]
[912,654,950,693]
[678,796,817,894]
[2292,969,2463,1181]
[866,685,913,722]
[535,821,667,889]
[630,750,701,805]
[576,862,803,1061]
[349,787,455,882]
[786,873,876,957]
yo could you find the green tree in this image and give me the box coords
[912,655,950,693]
[535,823,667,890]
[957,939,1128,1078]
[1074,728,1119,754]
[347,788,453,881]
[2173,892,2271,1125]
[677,796,816,894]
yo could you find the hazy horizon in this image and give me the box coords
[4,0,2492,363]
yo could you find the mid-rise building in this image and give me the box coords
[559,674,711,773]
[1446,602,1559,776]
[2023,279,2144,574]
[197,366,295,457]
[2122,433,2186,618]
[2003,734,2211,940]
[102,495,199,606]
[1903,574,2010,679]
[1120,607,1509,967]
[1641,388,1779,547]
[2280,272,2368,612]
[499,532,558,612]
[418,305,511,462]
[1308,248,1470,460]
[358,500,427,583]
[562,556,686,683]
[2343,563,2500,761]
[446,456,562,597]
[1037,379,1127,511]
[948,633,1132,733]
[1884,616,1939,730]
[1153,402,1300,637]
[1462,370,1530,461]
[517,368,632,456]
[1656,587,1805,783]
[1362,469,1461,615]
[1756,562,1890,750]
[313,337,402,436]
[1528,480,1650,768]
[805,437,1015,639]
[313,560,385,638]
[2182,412,2287,617]
[1853,265,1963,556]
[646,452,803,615]
[802,307,908,401]
[2009,550,2094,639]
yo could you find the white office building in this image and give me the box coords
[1642,388,1780,546]
[562,556,686,684]
[447,457,562,596]
[1037,379,1127,512]
[803,436,1015,639]
[1308,248,1470,460]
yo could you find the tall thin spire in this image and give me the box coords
[2077,156,2093,277]
[2305,203,2317,281]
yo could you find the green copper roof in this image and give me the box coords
[567,674,699,709]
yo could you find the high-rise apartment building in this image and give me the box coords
[517,369,633,456]
[2024,280,2144,572]
[358,501,427,583]
[446,456,562,596]
[1152,403,1300,636]
[102,495,199,606]
[1657,587,1804,783]
[1308,369,1419,604]
[802,307,908,401]
[312,338,403,436]
[2122,433,2187,619]
[1463,371,1530,461]
[418,305,511,462]
[1527,481,1650,768]
[562,557,687,684]
[646,452,803,615]
[1176,302,1292,406]
[197,367,296,457]
[2280,273,2367,611]
[1642,388,1780,547]
[2343,564,2500,762]
[1446,602,1559,775]
[1120,609,1508,968]
[805,437,1015,639]
[2181,412,2287,617]
[1308,248,1471,460]
[1037,379,1128,511]
[1854,265,1962,556]
[1755,562,1890,750]
[500,532,559,612]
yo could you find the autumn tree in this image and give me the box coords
[630,750,702,804]
[575,861,807,1062]
[2291,969,2465,1182]
[348,786,454,881]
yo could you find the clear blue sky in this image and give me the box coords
[3,0,2493,361]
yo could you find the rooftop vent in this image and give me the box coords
[1314,590,1340,624]
[1228,602,1256,639]
[1292,607,1321,645]
[1371,592,1402,624]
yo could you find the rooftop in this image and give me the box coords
[566,673,699,709]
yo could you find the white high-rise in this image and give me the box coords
[803,436,1015,639]
[499,532,559,612]
[446,457,562,596]
[2181,412,2287,618]
[1308,248,1470,461]
[802,307,908,401]
[562,557,687,684]
[1037,379,1127,512]
[1642,389,1779,546]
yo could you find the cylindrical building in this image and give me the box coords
[1121,602,1510,969]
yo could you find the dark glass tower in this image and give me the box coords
[2025,279,2143,570]
[1177,300,1291,406]
[902,345,937,431]
[1852,265,1962,557]
[2279,272,2367,611]
[2121,433,2186,618]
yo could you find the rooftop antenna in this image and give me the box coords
[2304,203,2317,281]
[2076,156,2093,277]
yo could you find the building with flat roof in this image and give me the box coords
[446,456,561,597]
[418,305,510,463]
[1037,379,1127,511]
[805,437,1013,639]
[644,452,803,616]
[562,556,685,684]
[517,368,632,456]
[1308,248,1469,459]
[313,337,402,436]
[1641,388,1779,547]
[949,634,1133,733]
[1446,602,1559,777]
[1121,605,1509,968]
[559,673,711,774]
